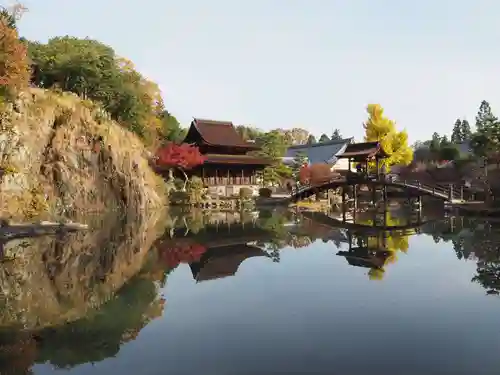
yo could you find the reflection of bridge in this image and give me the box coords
[301,211,432,236]
[300,211,433,275]
[291,176,469,203]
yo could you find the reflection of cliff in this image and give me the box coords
[33,274,164,368]
[0,211,170,373]
[0,210,166,330]
[0,269,165,373]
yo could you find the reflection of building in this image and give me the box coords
[182,119,271,196]
[336,230,396,281]
[337,248,391,269]
[190,244,269,282]
[157,221,276,282]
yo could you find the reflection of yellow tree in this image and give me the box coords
[368,268,385,281]
[357,211,411,280]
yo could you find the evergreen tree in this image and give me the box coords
[451,119,462,143]
[331,129,342,140]
[318,133,330,142]
[475,100,498,132]
[440,135,450,148]
[429,132,441,157]
[307,134,316,144]
[460,119,471,141]
[472,101,500,157]
[291,151,308,183]
[256,130,292,185]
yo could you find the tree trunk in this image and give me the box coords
[179,168,189,191]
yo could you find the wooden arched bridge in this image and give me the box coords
[288,141,480,203]
[290,176,473,203]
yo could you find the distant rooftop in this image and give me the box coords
[284,138,353,165]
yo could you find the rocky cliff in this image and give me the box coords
[0,88,167,222]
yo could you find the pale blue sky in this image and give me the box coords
[10,0,500,141]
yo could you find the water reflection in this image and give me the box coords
[0,211,170,373]
[428,216,500,295]
[3,206,500,373]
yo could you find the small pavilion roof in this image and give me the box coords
[336,141,389,161]
[185,118,260,149]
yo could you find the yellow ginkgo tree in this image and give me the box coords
[363,104,413,171]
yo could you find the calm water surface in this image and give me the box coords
[2,207,500,374]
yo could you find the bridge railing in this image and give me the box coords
[395,179,464,200]
[292,175,468,201]
[292,176,345,196]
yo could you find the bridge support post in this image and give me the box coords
[341,188,346,222]
[353,185,358,210]
[460,185,464,201]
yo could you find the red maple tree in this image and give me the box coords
[157,239,207,269]
[155,142,206,188]
[299,163,338,185]
[299,164,311,184]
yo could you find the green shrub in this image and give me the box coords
[169,191,190,205]
[239,187,253,199]
[259,187,272,198]
[173,178,184,191]
[187,176,204,204]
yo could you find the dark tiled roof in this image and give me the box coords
[191,118,259,149]
[284,138,353,164]
[204,154,272,165]
[189,244,268,282]
[337,141,389,159]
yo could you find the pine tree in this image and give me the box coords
[472,100,500,157]
[428,132,441,159]
[451,119,462,143]
[460,119,471,141]
[440,135,450,148]
[475,100,498,132]
[331,129,342,140]
[291,151,308,183]
[307,134,316,144]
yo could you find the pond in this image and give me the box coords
[2,205,500,375]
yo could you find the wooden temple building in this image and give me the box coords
[181,119,271,196]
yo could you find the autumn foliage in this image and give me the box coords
[158,240,207,269]
[0,6,30,97]
[299,163,338,185]
[156,142,206,170]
